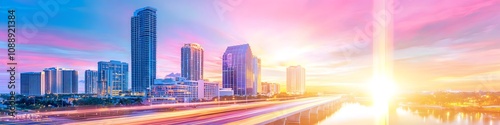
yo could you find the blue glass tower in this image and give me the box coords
[131,7,157,94]
[222,44,255,96]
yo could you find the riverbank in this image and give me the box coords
[400,104,500,113]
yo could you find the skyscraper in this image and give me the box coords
[61,69,78,94]
[43,67,60,94]
[181,43,204,81]
[98,60,129,96]
[20,72,45,96]
[43,67,77,94]
[131,7,157,94]
[253,57,261,94]
[222,44,255,96]
[85,70,98,94]
[287,65,305,95]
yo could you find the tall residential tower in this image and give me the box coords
[131,7,157,94]
[181,43,204,81]
[286,65,305,95]
[43,67,78,94]
[61,69,78,94]
[85,70,98,94]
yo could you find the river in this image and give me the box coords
[318,102,500,125]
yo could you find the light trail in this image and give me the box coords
[224,96,340,125]
[0,97,295,118]
[63,97,328,125]
[133,96,341,124]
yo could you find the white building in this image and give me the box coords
[204,82,219,100]
[262,82,280,96]
[286,65,305,95]
[219,88,234,97]
[151,77,219,103]
[253,57,262,95]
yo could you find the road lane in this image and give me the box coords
[64,97,328,125]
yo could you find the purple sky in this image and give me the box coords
[1,0,500,93]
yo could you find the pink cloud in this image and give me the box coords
[0,31,126,52]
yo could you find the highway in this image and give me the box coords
[65,96,340,125]
[1,96,341,125]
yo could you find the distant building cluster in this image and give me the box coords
[262,82,280,96]
[20,68,78,96]
[20,7,308,103]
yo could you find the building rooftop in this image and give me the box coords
[133,6,157,16]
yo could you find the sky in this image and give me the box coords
[0,0,499,93]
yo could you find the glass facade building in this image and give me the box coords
[131,7,157,94]
[181,43,204,81]
[222,44,257,96]
[20,72,45,96]
[98,60,129,96]
[61,69,79,94]
[43,67,78,94]
[85,70,98,94]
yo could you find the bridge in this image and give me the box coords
[226,96,344,125]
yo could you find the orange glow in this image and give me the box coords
[371,0,395,124]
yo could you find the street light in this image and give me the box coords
[232,96,235,104]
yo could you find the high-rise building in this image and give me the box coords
[287,65,305,95]
[20,72,45,96]
[98,60,129,96]
[61,69,78,94]
[43,67,60,94]
[85,70,98,94]
[181,43,204,81]
[43,67,78,94]
[253,57,261,95]
[222,44,256,96]
[131,7,157,94]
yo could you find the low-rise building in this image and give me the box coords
[262,82,280,96]
[219,88,234,97]
[151,77,219,103]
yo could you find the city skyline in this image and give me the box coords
[2,1,500,124]
[1,0,500,93]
